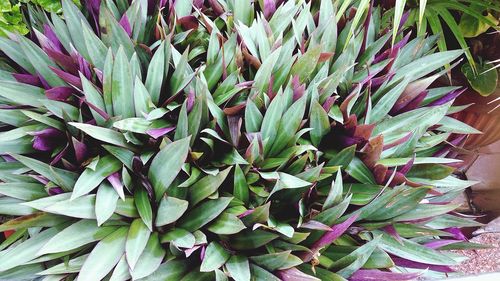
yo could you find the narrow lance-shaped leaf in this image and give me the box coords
[148,137,191,201]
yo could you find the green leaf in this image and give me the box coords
[110,255,131,281]
[374,231,457,265]
[126,219,151,270]
[207,212,246,235]
[233,164,249,204]
[131,233,166,280]
[78,227,128,281]
[11,154,78,191]
[324,171,343,210]
[81,22,107,70]
[291,45,322,83]
[250,251,291,271]
[245,99,263,133]
[226,255,250,281]
[190,167,232,206]
[160,228,195,248]
[346,157,376,184]
[71,155,121,200]
[138,260,190,281]
[200,242,230,272]
[62,0,90,59]
[112,47,135,118]
[462,61,498,96]
[45,195,96,219]
[69,122,134,150]
[38,254,88,275]
[178,197,233,232]
[95,182,119,226]
[231,229,279,250]
[148,137,191,201]
[38,220,116,255]
[146,41,170,103]
[327,236,381,278]
[0,226,61,272]
[135,187,153,231]
[0,182,46,201]
[155,196,189,227]
[310,100,331,147]
[0,81,45,107]
[269,95,307,155]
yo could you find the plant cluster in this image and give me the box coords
[0,0,487,280]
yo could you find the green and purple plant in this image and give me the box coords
[0,0,486,280]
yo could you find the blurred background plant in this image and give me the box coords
[379,0,499,96]
[0,0,80,37]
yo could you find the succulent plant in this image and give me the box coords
[0,0,486,280]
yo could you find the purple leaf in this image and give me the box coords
[275,268,320,281]
[71,137,88,164]
[43,24,63,52]
[34,29,60,53]
[300,214,359,262]
[383,225,403,243]
[263,0,277,20]
[45,86,74,101]
[322,96,337,112]
[208,0,225,16]
[186,90,195,112]
[146,127,175,139]
[398,11,411,31]
[444,227,467,241]
[424,239,460,249]
[30,128,64,152]
[94,68,103,83]
[228,116,242,147]
[48,187,64,195]
[13,73,42,87]
[119,14,132,37]
[237,209,255,218]
[395,91,428,114]
[50,67,82,89]
[350,269,423,281]
[45,48,79,74]
[184,245,202,257]
[427,88,466,106]
[392,257,454,273]
[292,75,305,101]
[107,172,125,200]
[398,155,415,175]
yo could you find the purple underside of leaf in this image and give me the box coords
[119,14,132,37]
[71,137,88,163]
[444,227,467,241]
[391,91,427,114]
[107,172,125,200]
[184,245,201,257]
[31,128,64,152]
[237,209,255,218]
[292,75,305,101]
[391,257,454,273]
[13,73,42,86]
[45,48,79,74]
[50,67,82,88]
[398,11,411,31]
[48,187,64,195]
[383,225,403,243]
[45,86,74,101]
[424,239,461,249]
[428,88,466,106]
[146,127,175,139]
[263,0,277,20]
[186,90,195,112]
[300,214,359,262]
[398,154,415,175]
[350,269,423,281]
[51,144,69,165]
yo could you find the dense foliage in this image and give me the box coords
[0,0,487,280]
